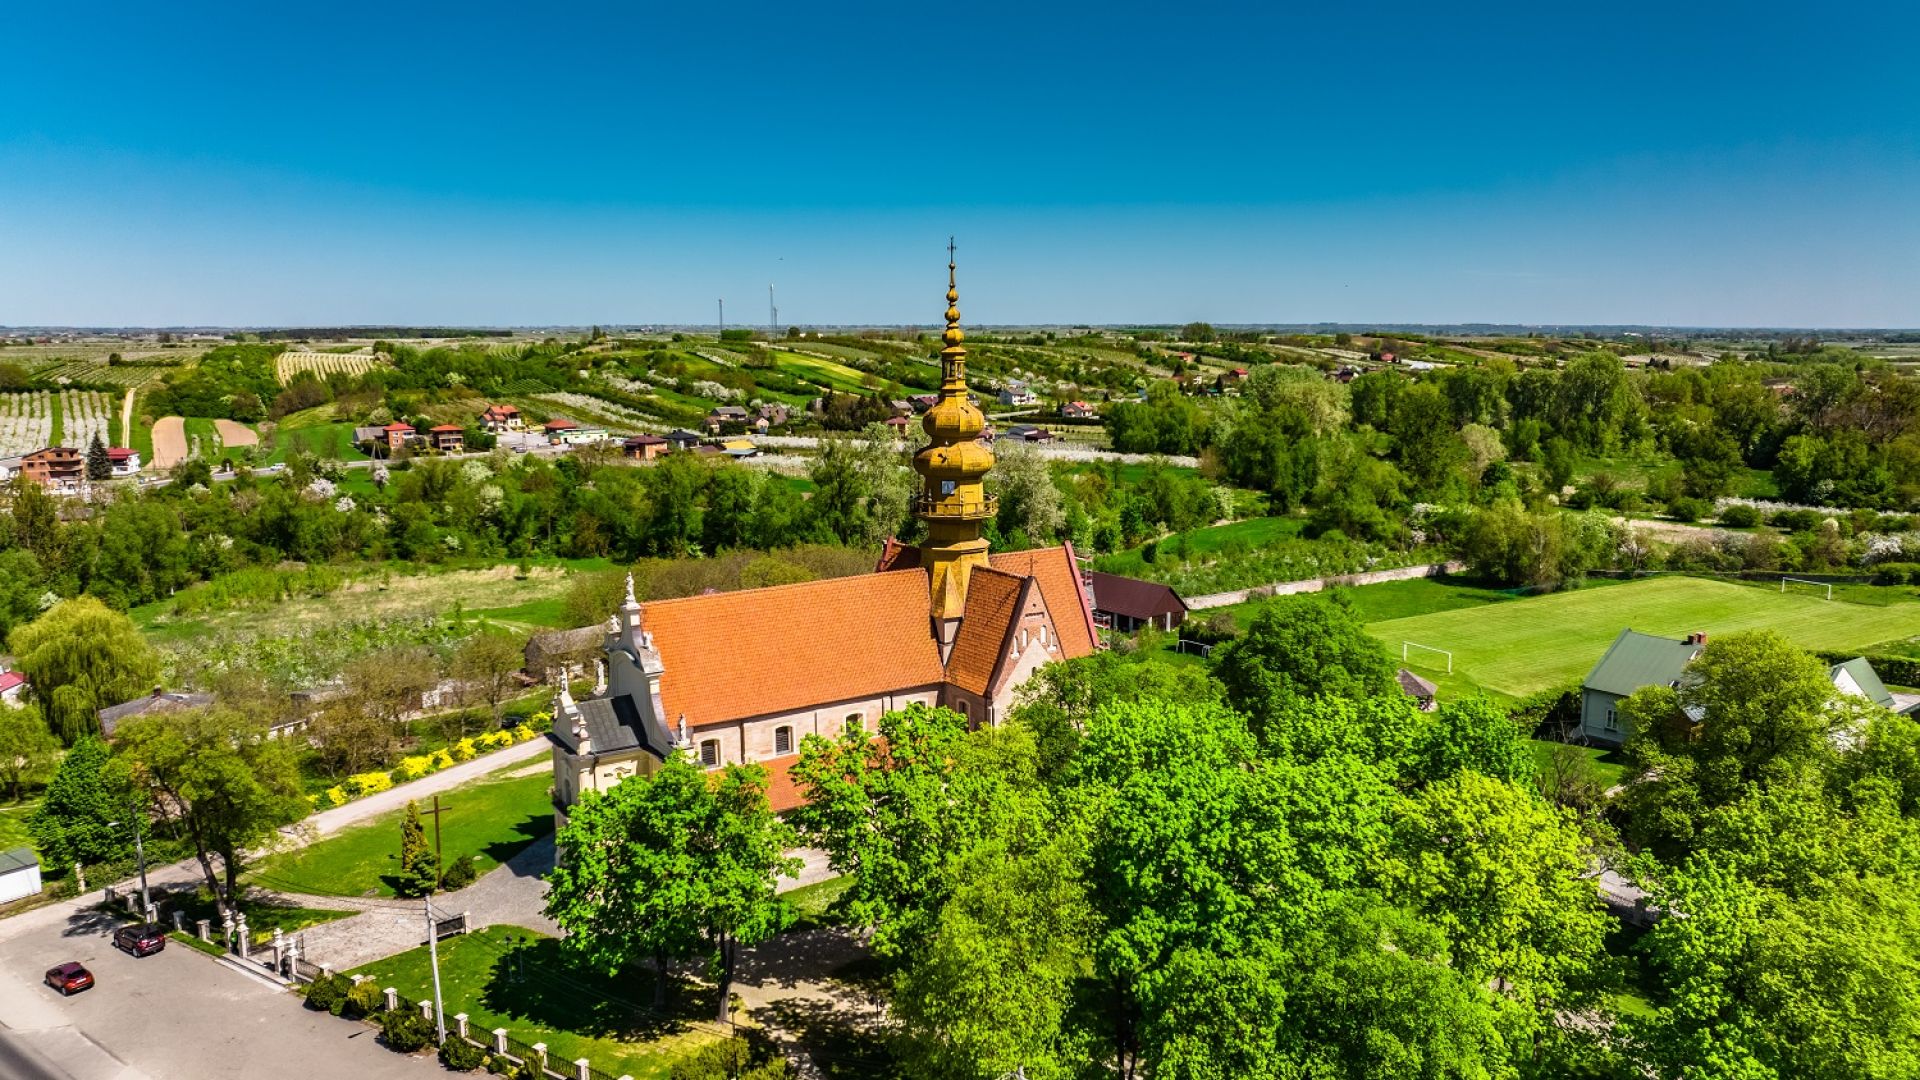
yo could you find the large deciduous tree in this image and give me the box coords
[8,596,160,744]
[27,736,131,869]
[0,703,60,802]
[112,706,307,916]
[1212,595,1396,740]
[545,754,795,1021]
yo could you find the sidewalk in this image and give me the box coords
[0,736,553,946]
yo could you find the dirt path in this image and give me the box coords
[118,389,133,452]
[214,418,258,448]
[151,415,187,469]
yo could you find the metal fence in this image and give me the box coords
[433,911,469,940]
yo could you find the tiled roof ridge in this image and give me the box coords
[639,565,928,612]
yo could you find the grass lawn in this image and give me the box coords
[153,890,354,946]
[0,799,41,855]
[252,762,553,898]
[1529,739,1626,789]
[1367,575,1920,701]
[468,595,575,632]
[183,416,222,458]
[347,925,725,1080]
[781,875,852,934]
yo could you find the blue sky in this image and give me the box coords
[2,1,1915,327]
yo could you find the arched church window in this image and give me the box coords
[774,726,794,755]
[844,712,863,732]
[699,739,721,768]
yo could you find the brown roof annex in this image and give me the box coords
[945,567,1026,695]
[1085,570,1187,622]
[643,570,947,729]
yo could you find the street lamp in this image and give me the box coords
[105,811,151,919]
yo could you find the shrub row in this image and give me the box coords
[309,722,544,811]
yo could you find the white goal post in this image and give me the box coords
[1780,577,1833,600]
[1402,641,1454,674]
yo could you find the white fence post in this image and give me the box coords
[575,1059,591,1080]
[196,918,211,942]
[419,1000,434,1023]
[493,1029,508,1055]
[532,1042,547,1067]
[383,987,398,1012]
[454,1012,469,1039]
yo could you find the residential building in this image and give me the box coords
[0,848,40,905]
[1577,629,1709,745]
[997,381,1038,407]
[97,689,217,738]
[0,456,23,483]
[543,418,607,445]
[622,434,669,461]
[19,447,83,493]
[106,447,141,476]
[1830,656,1920,715]
[664,429,705,452]
[1085,570,1187,632]
[427,425,464,453]
[550,260,1099,825]
[382,422,416,453]
[478,404,524,432]
[1003,424,1056,443]
[1397,669,1439,712]
[0,669,27,706]
[1059,401,1097,420]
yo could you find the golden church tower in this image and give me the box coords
[913,242,995,644]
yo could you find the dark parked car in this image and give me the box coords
[114,924,167,957]
[44,962,94,995]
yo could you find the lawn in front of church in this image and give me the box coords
[252,761,554,899]
[347,924,729,1080]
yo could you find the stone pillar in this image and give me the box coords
[124,892,138,915]
[104,885,116,905]
[145,903,159,926]
[322,965,334,981]
[419,1000,434,1023]
[593,659,607,695]
[221,913,234,950]
[454,1013,469,1040]
[171,911,185,933]
[492,1029,509,1055]
[233,916,249,960]
[271,928,285,973]
[196,918,211,942]
[383,987,398,1013]
[532,1042,547,1067]
[74,864,86,892]
[575,1059,591,1080]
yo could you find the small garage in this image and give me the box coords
[0,846,41,904]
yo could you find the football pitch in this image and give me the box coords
[1368,576,1920,700]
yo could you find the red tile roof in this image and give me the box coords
[106,447,136,460]
[383,422,414,432]
[644,570,946,729]
[429,424,463,433]
[945,568,1024,695]
[0,672,25,693]
[986,546,1097,660]
[545,418,579,430]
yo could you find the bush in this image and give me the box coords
[343,978,386,1019]
[441,1036,488,1071]
[347,771,393,797]
[441,854,478,891]
[1771,508,1822,532]
[303,972,350,1014]
[486,1054,516,1076]
[1667,497,1709,523]
[1717,504,1761,528]
[379,1007,434,1053]
[1872,562,1920,586]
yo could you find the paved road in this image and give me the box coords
[0,904,441,1080]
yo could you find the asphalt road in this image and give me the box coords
[0,903,443,1080]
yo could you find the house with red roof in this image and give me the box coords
[478,404,523,432]
[106,447,141,477]
[382,422,416,453]
[427,425,464,453]
[0,670,28,706]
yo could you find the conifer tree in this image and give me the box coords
[399,800,438,897]
[86,434,110,481]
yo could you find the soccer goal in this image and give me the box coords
[1402,641,1454,674]
[1780,577,1834,600]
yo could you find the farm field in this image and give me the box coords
[1367,575,1920,700]
[275,349,387,385]
[0,390,119,454]
[213,418,258,448]
[0,391,55,455]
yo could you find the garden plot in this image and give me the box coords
[276,349,387,385]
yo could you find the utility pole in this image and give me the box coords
[768,283,778,339]
[419,795,451,888]
[717,298,725,338]
[424,900,447,1044]
[109,811,151,918]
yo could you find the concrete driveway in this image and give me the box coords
[0,903,445,1080]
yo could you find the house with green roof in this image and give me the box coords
[1578,629,1918,746]
[1577,629,1710,745]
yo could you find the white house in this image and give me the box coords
[997,381,1038,407]
[107,447,142,477]
[0,847,41,904]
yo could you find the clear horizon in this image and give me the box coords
[3,2,1915,328]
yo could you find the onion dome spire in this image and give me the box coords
[913,240,995,627]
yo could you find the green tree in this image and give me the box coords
[545,754,796,1021]
[8,597,161,744]
[0,703,60,802]
[398,800,438,897]
[27,736,130,869]
[1382,771,1610,1021]
[1213,596,1396,742]
[112,706,308,916]
[791,704,1042,956]
[893,834,1092,1080]
[86,434,110,482]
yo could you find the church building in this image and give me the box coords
[550,255,1099,822]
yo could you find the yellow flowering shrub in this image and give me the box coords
[512,724,538,743]
[347,771,392,797]
[452,738,479,762]
[325,786,349,807]
[429,749,455,771]
[393,756,433,782]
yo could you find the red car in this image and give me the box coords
[45,962,94,995]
